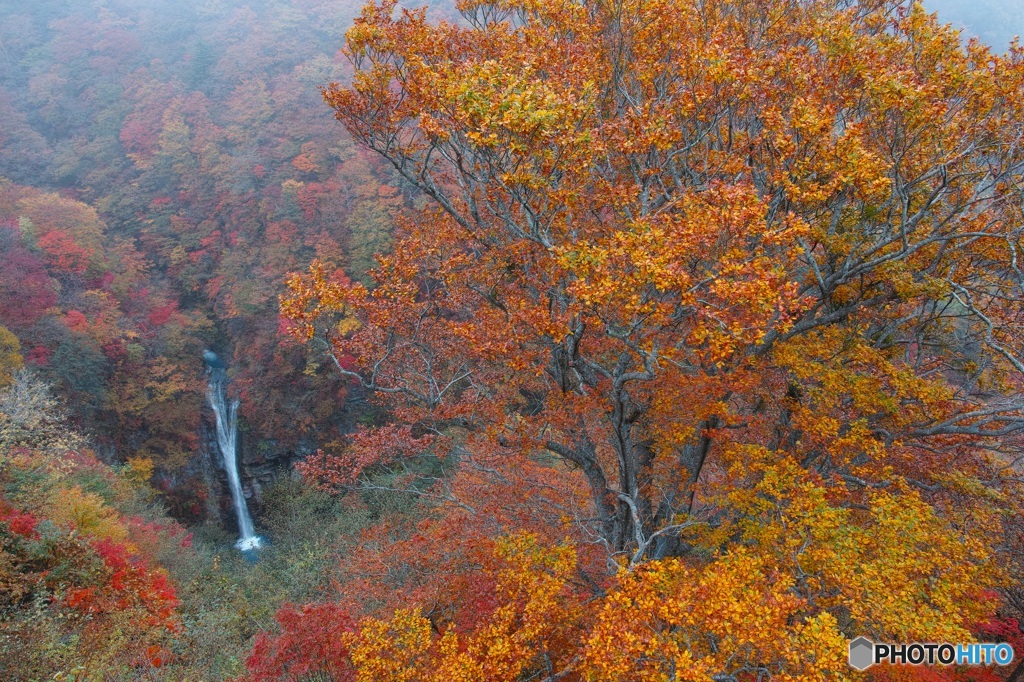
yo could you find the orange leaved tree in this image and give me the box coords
[277,0,1024,677]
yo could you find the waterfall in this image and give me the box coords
[205,351,262,551]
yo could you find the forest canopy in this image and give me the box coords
[278,0,1024,678]
[0,0,1023,680]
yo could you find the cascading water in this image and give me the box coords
[204,351,262,551]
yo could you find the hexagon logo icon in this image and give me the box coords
[849,637,875,671]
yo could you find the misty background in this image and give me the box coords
[925,0,1023,50]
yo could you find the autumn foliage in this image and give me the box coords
[0,372,185,678]
[275,0,1024,678]
[0,0,408,510]
[0,0,1021,678]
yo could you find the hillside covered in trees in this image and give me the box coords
[1,0,1024,679]
[0,0,407,505]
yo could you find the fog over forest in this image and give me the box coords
[1,0,1023,680]
[925,0,1023,50]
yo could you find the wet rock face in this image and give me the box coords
[184,373,365,532]
[203,349,226,369]
[189,348,346,534]
[198,419,312,528]
[236,435,309,502]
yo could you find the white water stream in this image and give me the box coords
[205,351,262,551]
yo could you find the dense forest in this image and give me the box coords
[0,0,1023,679]
[0,0,411,516]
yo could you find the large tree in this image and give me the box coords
[280,0,1024,676]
